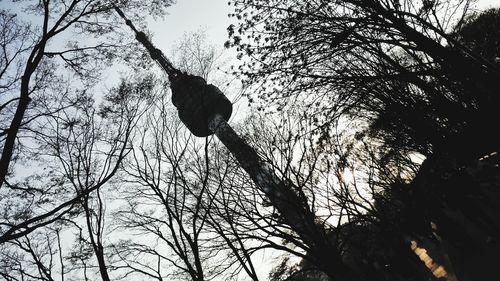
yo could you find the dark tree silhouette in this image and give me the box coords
[227,1,500,280]
[2,1,499,281]
[455,8,500,64]
[227,0,500,161]
[0,0,175,188]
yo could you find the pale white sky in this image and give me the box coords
[149,0,234,53]
[476,0,500,9]
[147,0,500,54]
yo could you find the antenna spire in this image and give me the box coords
[113,5,180,81]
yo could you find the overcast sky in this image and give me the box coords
[149,0,234,53]
[2,0,498,61]
[477,0,500,9]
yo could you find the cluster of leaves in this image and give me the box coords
[227,0,500,161]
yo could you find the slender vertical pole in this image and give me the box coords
[113,5,180,81]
